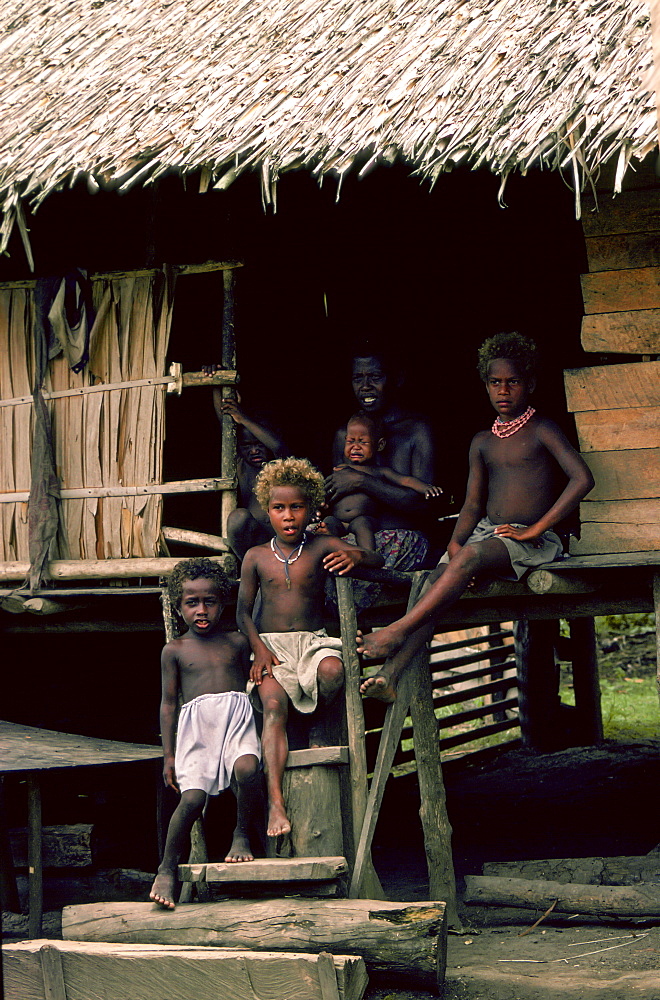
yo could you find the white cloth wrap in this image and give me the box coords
[175,691,260,795]
[250,629,343,714]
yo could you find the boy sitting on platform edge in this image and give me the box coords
[357,332,595,702]
[237,457,383,838]
[150,558,261,910]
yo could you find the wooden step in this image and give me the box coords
[179,855,348,884]
[4,940,368,1000]
[285,746,349,769]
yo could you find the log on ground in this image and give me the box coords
[464,876,660,916]
[483,856,660,886]
[9,824,93,868]
[3,939,368,1000]
[62,898,447,991]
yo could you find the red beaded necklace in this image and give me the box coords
[491,405,536,439]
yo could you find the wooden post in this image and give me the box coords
[0,777,20,913]
[487,622,510,722]
[348,573,458,924]
[27,774,42,938]
[569,617,603,745]
[220,269,237,548]
[281,766,344,858]
[514,619,561,751]
[335,577,383,900]
[654,570,660,707]
[349,664,415,899]
[39,943,67,1000]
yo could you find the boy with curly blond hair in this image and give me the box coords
[237,457,383,838]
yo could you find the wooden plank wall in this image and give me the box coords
[567,188,660,555]
[0,275,174,561]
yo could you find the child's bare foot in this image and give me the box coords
[267,802,291,838]
[356,627,405,660]
[360,670,397,703]
[149,872,176,909]
[225,832,254,862]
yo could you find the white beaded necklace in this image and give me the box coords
[271,536,306,589]
[492,405,536,439]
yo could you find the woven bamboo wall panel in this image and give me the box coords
[0,274,174,561]
[0,288,34,561]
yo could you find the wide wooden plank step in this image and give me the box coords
[4,939,368,1000]
[62,898,447,991]
[286,746,349,769]
[180,855,348,883]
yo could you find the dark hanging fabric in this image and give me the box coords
[27,278,64,592]
[27,390,61,592]
[47,268,95,373]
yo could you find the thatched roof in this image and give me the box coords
[0,0,655,250]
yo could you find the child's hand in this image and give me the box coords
[309,520,331,536]
[425,485,444,499]
[250,643,281,684]
[163,757,179,793]
[219,397,246,424]
[493,523,539,542]
[323,548,360,576]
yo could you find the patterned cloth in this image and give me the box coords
[175,691,260,795]
[249,629,344,714]
[438,516,563,580]
[328,528,429,612]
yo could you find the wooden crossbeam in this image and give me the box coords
[179,856,348,883]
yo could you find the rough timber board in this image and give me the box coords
[3,940,367,1000]
[585,232,660,272]
[583,450,660,501]
[180,856,348,883]
[286,746,349,768]
[580,266,660,314]
[579,499,660,523]
[581,310,660,354]
[574,406,660,452]
[536,551,660,570]
[570,523,660,556]
[0,721,161,773]
[581,190,660,237]
[61,898,447,990]
[564,361,660,413]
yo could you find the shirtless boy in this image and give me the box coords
[213,393,287,560]
[150,558,261,909]
[237,457,383,837]
[357,332,595,702]
[324,411,442,551]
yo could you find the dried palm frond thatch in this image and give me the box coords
[0,0,654,248]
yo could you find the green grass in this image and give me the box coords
[560,614,658,742]
[560,673,659,741]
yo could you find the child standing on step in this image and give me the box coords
[357,332,595,702]
[237,457,383,839]
[150,558,261,910]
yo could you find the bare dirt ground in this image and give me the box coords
[366,625,660,999]
[3,629,658,999]
[364,924,660,1000]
